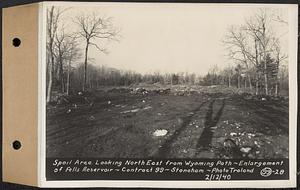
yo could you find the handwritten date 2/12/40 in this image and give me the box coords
[205,174,232,180]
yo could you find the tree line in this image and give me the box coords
[201,63,288,95]
[58,61,288,96]
[69,64,201,90]
[46,7,289,103]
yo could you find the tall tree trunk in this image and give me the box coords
[46,6,59,104]
[255,74,259,95]
[275,82,278,96]
[83,41,89,91]
[89,76,92,88]
[61,76,65,93]
[237,75,240,89]
[262,23,268,96]
[248,75,252,91]
[264,57,268,95]
[275,53,280,97]
[47,54,54,103]
[66,60,71,95]
[59,58,64,93]
[254,39,259,95]
[228,75,231,87]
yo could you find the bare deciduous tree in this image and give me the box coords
[54,29,67,93]
[272,39,287,96]
[46,6,63,103]
[65,36,81,95]
[223,9,287,96]
[75,13,120,91]
[244,9,273,95]
[223,26,253,90]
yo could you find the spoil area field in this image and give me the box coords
[46,85,289,159]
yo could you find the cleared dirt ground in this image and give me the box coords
[46,85,289,159]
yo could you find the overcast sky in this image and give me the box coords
[47,2,292,75]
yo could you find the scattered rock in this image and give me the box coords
[108,101,111,105]
[188,112,194,116]
[153,129,168,137]
[240,147,252,153]
[66,109,72,114]
[223,138,237,148]
[143,106,152,110]
[247,133,255,139]
[240,132,246,136]
[230,132,237,136]
[254,141,261,147]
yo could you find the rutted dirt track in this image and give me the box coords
[46,87,289,159]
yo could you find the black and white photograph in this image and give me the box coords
[43,2,297,185]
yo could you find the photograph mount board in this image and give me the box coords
[2,1,298,188]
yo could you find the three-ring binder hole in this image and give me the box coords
[12,140,22,150]
[12,38,21,47]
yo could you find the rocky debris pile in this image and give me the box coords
[173,89,191,96]
[240,93,288,102]
[155,88,171,95]
[48,91,96,116]
[215,120,268,159]
[129,86,201,96]
[107,85,264,97]
[130,87,149,95]
[129,87,172,96]
[171,86,199,96]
